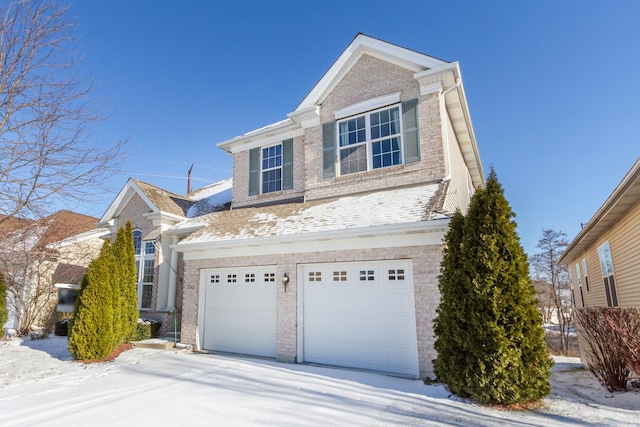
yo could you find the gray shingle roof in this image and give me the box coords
[176,182,447,246]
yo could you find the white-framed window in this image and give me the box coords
[338,105,402,175]
[261,144,282,194]
[598,242,619,307]
[133,230,155,310]
[248,139,293,196]
[582,258,589,291]
[575,263,585,307]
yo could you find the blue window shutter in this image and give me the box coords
[402,98,420,163]
[322,122,336,178]
[282,139,293,190]
[249,147,260,196]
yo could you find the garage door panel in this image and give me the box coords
[202,267,276,358]
[384,289,416,312]
[303,261,419,377]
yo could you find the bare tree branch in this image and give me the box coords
[0,0,125,225]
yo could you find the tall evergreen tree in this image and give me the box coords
[113,222,138,342]
[0,273,8,327]
[434,212,471,393]
[68,240,116,360]
[434,169,552,405]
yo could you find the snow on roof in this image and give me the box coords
[176,182,446,246]
[185,178,232,218]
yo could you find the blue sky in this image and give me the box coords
[68,0,640,257]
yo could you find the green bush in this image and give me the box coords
[134,318,162,341]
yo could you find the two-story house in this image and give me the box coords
[169,34,484,378]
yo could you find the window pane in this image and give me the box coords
[339,145,367,175]
[603,277,612,307]
[143,260,154,283]
[609,276,619,307]
[145,241,155,254]
[133,230,142,255]
[338,117,365,147]
[372,137,401,169]
[262,169,282,193]
[141,284,152,309]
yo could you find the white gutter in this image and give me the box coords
[440,78,461,182]
[171,218,451,253]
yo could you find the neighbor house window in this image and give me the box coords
[598,242,619,307]
[248,139,294,196]
[133,230,155,310]
[575,263,585,307]
[338,105,402,175]
[582,258,589,291]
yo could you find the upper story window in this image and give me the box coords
[261,144,282,193]
[322,97,419,179]
[598,241,619,307]
[338,106,402,175]
[248,139,293,196]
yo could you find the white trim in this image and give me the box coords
[336,102,404,175]
[175,219,449,260]
[333,92,401,120]
[217,119,303,154]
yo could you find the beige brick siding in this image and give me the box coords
[232,135,306,208]
[180,244,443,377]
[304,54,446,200]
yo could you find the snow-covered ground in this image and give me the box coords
[0,336,638,426]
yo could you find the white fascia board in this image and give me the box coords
[217,119,303,154]
[334,92,401,120]
[164,223,206,237]
[287,106,320,128]
[174,219,449,260]
[99,180,160,225]
[144,211,186,227]
[415,63,485,188]
[558,158,640,265]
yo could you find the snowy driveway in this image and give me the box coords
[0,336,637,426]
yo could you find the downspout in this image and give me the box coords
[166,236,179,310]
[440,78,461,182]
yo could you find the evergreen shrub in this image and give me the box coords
[433,169,553,405]
[135,318,162,341]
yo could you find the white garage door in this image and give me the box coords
[302,260,419,376]
[201,267,277,358]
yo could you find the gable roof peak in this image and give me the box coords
[296,33,449,111]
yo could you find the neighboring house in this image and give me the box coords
[558,157,640,362]
[164,34,485,378]
[0,211,107,332]
[97,177,232,336]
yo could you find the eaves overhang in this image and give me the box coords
[415,62,485,188]
[217,119,303,154]
[172,218,450,256]
[558,158,640,265]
